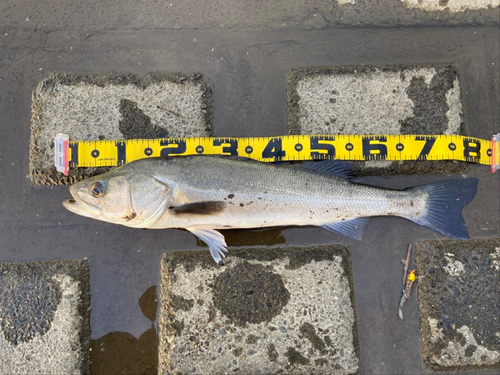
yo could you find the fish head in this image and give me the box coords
[63,165,173,227]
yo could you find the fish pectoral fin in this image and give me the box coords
[320,217,368,240]
[170,201,226,215]
[186,227,228,263]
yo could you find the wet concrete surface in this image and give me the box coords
[0,4,499,375]
[0,259,90,374]
[159,246,359,374]
[416,239,500,371]
[1,0,498,31]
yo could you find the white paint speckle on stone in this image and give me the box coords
[401,0,499,13]
[490,247,500,271]
[337,0,356,5]
[0,275,84,375]
[443,254,465,276]
[444,78,463,135]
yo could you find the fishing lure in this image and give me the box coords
[398,270,416,320]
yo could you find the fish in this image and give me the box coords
[63,156,478,263]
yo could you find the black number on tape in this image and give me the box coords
[116,141,126,166]
[362,136,387,160]
[69,143,79,167]
[160,140,187,156]
[310,136,335,159]
[463,139,481,161]
[262,138,286,160]
[144,147,153,156]
[416,136,436,160]
[213,139,238,156]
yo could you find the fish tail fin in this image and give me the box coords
[409,178,478,239]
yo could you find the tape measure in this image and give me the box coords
[55,133,500,175]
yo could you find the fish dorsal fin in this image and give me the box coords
[295,160,355,179]
[186,227,228,263]
[170,201,226,215]
[321,217,368,240]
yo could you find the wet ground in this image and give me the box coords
[1,1,499,374]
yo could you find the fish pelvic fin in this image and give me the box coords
[409,178,478,239]
[186,226,228,263]
[321,217,368,240]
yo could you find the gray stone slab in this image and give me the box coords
[401,0,499,13]
[287,63,469,175]
[0,259,90,374]
[416,239,500,371]
[159,246,360,375]
[29,72,212,186]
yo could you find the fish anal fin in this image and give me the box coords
[296,160,355,179]
[186,227,228,263]
[170,201,226,215]
[321,217,368,240]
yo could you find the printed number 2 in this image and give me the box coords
[160,140,187,156]
[310,136,335,159]
[262,139,286,160]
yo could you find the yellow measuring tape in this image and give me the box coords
[56,134,499,175]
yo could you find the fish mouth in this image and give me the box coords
[63,188,101,218]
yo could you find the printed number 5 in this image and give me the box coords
[310,136,335,159]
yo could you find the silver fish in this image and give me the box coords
[63,156,478,263]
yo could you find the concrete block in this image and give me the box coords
[29,72,212,186]
[0,259,90,374]
[159,246,360,374]
[287,64,468,175]
[401,0,499,13]
[416,239,500,371]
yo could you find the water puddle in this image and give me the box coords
[90,286,158,374]
[198,227,287,248]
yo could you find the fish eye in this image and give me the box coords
[90,181,104,197]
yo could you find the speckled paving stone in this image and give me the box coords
[29,72,212,186]
[287,63,468,175]
[159,245,360,375]
[416,239,500,371]
[0,259,90,374]
[401,0,499,13]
